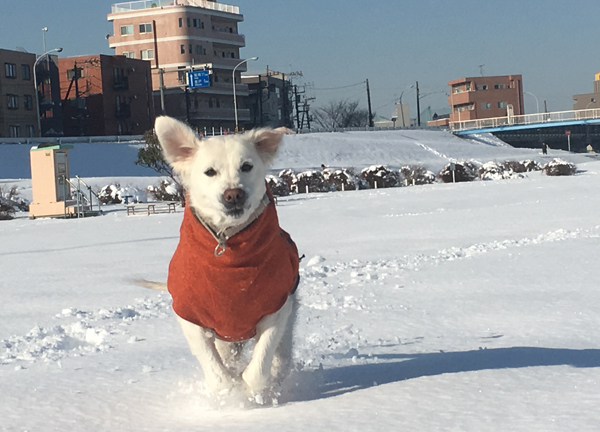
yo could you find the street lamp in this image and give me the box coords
[232,56,258,133]
[33,47,63,137]
[525,91,539,113]
[398,84,414,127]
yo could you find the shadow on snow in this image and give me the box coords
[286,346,600,402]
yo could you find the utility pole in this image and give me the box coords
[366,79,374,127]
[294,85,300,130]
[153,20,165,115]
[416,81,421,127]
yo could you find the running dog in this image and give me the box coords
[142,116,299,398]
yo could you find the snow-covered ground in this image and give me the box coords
[1,131,600,431]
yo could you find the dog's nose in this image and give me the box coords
[223,188,246,205]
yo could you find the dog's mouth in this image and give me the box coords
[225,207,245,218]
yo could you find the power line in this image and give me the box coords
[312,81,365,91]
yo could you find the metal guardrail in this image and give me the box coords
[111,0,239,14]
[0,135,144,145]
[450,108,600,132]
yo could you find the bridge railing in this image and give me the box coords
[450,108,600,132]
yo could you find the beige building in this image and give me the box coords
[447,75,524,123]
[573,72,600,110]
[0,48,38,138]
[107,0,250,130]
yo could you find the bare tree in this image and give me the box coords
[313,100,372,129]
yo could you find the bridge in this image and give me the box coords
[450,108,600,135]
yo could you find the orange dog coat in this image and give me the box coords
[167,191,299,342]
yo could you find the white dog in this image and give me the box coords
[143,116,299,400]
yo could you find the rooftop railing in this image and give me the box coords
[111,0,239,14]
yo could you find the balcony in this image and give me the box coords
[111,0,240,15]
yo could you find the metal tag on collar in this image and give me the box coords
[214,242,227,257]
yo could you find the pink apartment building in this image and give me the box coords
[107,0,250,130]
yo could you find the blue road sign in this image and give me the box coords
[187,70,210,88]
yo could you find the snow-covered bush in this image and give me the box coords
[518,160,542,172]
[278,169,296,189]
[542,158,577,176]
[399,165,436,186]
[266,174,290,196]
[360,165,401,188]
[322,168,367,191]
[479,161,527,181]
[146,179,184,202]
[98,184,147,204]
[292,170,334,194]
[438,161,479,183]
[0,185,29,220]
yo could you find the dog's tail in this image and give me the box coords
[133,279,168,291]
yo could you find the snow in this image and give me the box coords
[1,130,600,431]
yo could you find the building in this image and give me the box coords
[0,48,38,138]
[36,53,64,136]
[58,54,155,136]
[447,75,524,124]
[242,70,293,129]
[373,102,411,128]
[573,72,600,110]
[107,0,250,131]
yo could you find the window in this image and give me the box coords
[180,44,185,54]
[123,51,135,59]
[67,67,82,80]
[179,17,183,27]
[5,63,16,78]
[23,95,33,110]
[193,18,198,27]
[139,23,152,33]
[120,25,134,36]
[7,94,18,109]
[187,17,191,27]
[208,97,213,108]
[26,125,35,138]
[21,64,31,80]
[215,98,220,108]
[9,124,20,137]
[9,125,20,138]
[498,101,507,109]
[195,45,203,55]
[476,84,488,90]
[189,44,192,54]
[140,49,154,60]
[494,84,505,89]
[178,66,186,84]
[481,102,491,110]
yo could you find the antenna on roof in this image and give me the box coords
[478,64,485,76]
[16,46,28,53]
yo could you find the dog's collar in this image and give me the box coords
[191,193,271,257]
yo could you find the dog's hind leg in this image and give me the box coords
[176,316,235,395]
[241,295,294,395]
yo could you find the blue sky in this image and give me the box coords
[2,0,598,118]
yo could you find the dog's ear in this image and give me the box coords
[250,127,293,164]
[154,116,199,175]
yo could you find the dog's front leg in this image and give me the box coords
[176,316,235,394]
[241,295,294,395]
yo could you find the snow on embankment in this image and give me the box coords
[0,129,592,181]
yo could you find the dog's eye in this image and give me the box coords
[241,162,253,173]
[204,168,217,177]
